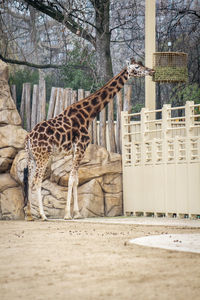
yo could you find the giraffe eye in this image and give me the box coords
[135,65,140,69]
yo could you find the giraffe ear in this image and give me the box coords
[138,60,144,67]
[130,57,136,64]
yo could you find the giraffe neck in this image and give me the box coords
[77,67,129,120]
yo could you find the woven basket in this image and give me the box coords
[153,52,188,83]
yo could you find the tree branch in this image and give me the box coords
[23,0,96,47]
[0,53,92,72]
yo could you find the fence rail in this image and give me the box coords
[122,101,200,218]
[11,81,132,154]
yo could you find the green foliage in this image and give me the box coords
[132,103,143,113]
[170,83,200,105]
[60,44,96,91]
[9,68,39,109]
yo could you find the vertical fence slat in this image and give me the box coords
[64,88,72,107]
[71,90,77,104]
[20,83,26,126]
[108,98,116,153]
[78,89,84,101]
[38,78,46,123]
[59,88,65,112]
[54,88,61,117]
[31,84,39,129]
[47,87,57,120]
[93,119,97,145]
[25,83,31,131]
[99,109,106,148]
[11,85,17,105]
[116,91,123,153]
[123,84,132,113]
[85,91,93,142]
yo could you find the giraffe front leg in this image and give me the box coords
[73,170,82,219]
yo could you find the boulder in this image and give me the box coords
[0,147,17,173]
[51,144,122,186]
[0,60,9,82]
[78,179,104,218]
[30,178,104,219]
[104,192,123,217]
[10,150,28,184]
[0,173,19,192]
[0,109,21,126]
[0,173,24,220]
[0,125,27,149]
[0,59,27,175]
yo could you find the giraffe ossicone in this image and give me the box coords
[24,58,154,221]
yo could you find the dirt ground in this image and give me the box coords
[0,219,200,300]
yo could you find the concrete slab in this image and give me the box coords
[129,234,200,254]
[71,216,200,228]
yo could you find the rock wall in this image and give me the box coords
[0,60,27,219]
[0,60,123,220]
[10,145,123,219]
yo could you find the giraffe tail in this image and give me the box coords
[23,166,29,208]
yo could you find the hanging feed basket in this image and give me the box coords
[153,52,188,83]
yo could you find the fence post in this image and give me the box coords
[60,88,65,112]
[116,91,123,153]
[123,84,132,113]
[20,83,26,126]
[84,90,93,143]
[93,118,97,145]
[54,88,63,117]
[185,101,194,162]
[121,110,130,167]
[78,89,84,101]
[38,78,46,122]
[47,87,57,119]
[25,83,31,132]
[162,104,171,164]
[64,88,72,107]
[99,109,106,148]
[108,97,116,153]
[141,107,148,166]
[31,84,39,129]
[11,85,17,105]
[71,90,77,104]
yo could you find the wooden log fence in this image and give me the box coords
[11,81,132,154]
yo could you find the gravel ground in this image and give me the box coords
[0,218,200,300]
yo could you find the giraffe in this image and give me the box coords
[24,58,154,221]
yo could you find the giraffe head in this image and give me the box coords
[127,58,155,78]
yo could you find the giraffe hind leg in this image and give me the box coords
[24,157,36,221]
[64,169,74,220]
[31,158,50,221]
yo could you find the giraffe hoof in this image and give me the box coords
[64,214,72,220]
[41,216,48,221]
[73,212,83,219]
[25,216,34,221]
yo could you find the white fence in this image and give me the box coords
[121,101,200,218]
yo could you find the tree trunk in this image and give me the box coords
[94,0,113,147]
[95,0,113,83]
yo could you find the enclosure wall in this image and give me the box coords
[122,101,200,218]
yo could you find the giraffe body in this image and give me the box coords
[25,59,154,220]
